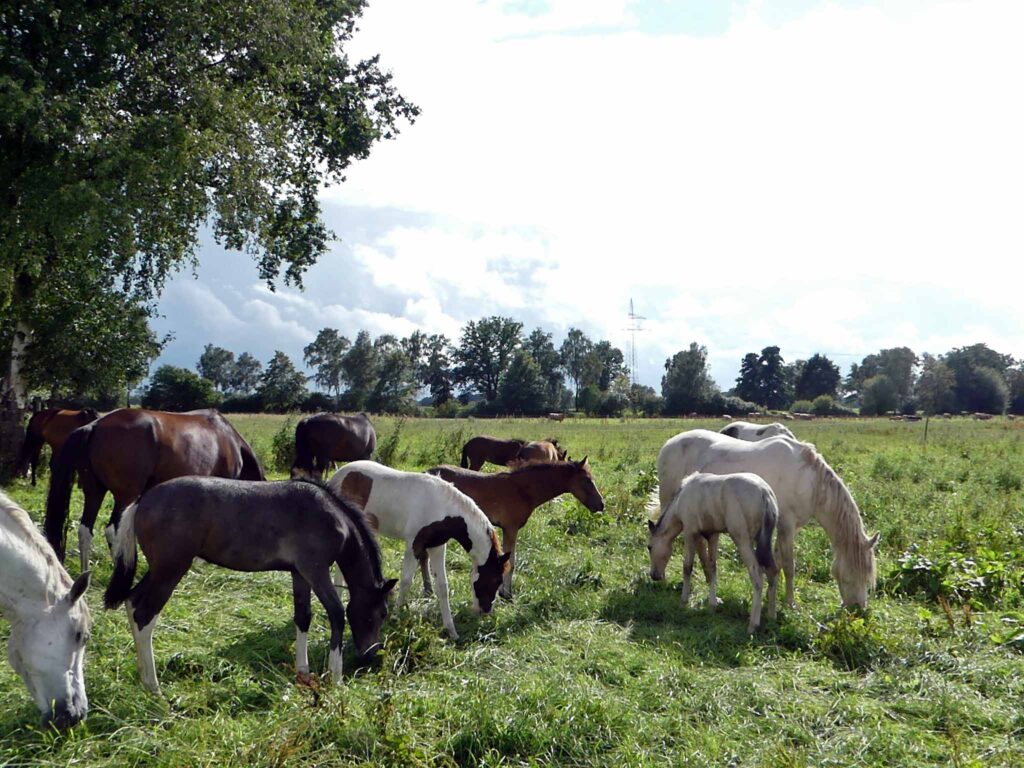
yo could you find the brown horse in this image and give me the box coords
[291,412,376,481]
[15,408,99,485]
[427,458,604,598]
[459,436,527,471]
[514,438,566,465]
[44,408,264,571]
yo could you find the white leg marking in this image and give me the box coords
[78,525,92,573]
[295,629,309,674]
[397,546,418,609]
[329,646,343,684]
[127,605,160,695]
[429,546,458,640]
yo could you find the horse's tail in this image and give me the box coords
[291,419,315,477]
[14,418,45,485]
[239,439,265,480]
[104,502,140,609]
[645,486,661,517]
[44,423,94,561]
[460,444,470,469]
[756,487,778,572]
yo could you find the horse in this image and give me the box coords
[15,407,99,485]
[103,477,396,694]
[460,435,526,471]
[44,408,265,573]
[655,430,878,609]
[327,460,510,640]
[291,412,377,481]
[0,491,91,728]
[427,458,604,599]
[719,421,796,441]
[514,438,567,464]
[647,472,780,632]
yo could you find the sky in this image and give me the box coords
[152,0,1024,390]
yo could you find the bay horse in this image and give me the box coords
[648,472,779,632]
[15,407,99,485]
[655,430,878,610]
[103,477,396,694]
[328,460,509,640]
[459,435,526,471]
[1,491,91,728]
[513,438,567,464]
[719,421,796,441]
[291,412,377,481]
[44,408,265,572]
[427,458,604,599]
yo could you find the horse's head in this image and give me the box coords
[832,532,880,609]
[8,571,91,728]
[566,457,604,513]
[646,517,681,581]
[345,578,397,659]
[471,534,511,615]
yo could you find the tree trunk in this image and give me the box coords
[0,320,30,478]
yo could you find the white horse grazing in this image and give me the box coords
[648,472,779,632]
[0,491,91,727]
[656,430,878,609]
[720,421,796,441]
[328,461,510,640]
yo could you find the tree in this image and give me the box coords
[661,343,718,415]
[340,331,378,410]
[421,334,454,406]
[0,0,417,464]
[847,348,918,402]
[735,353,761,404]
[795,353,841,401]
[143,366,221,411]
[943,344,1014,413]
[968,367,1009,415]
[498,351,547,415]
[259,351,307,412]
[860,375,898,416]
[231,353,263,395]
[197,344,236,392]
[757,346,790,410]
[916,354,955,415]
[592,341,627,391]
[367,335,417,413]
[629,384,664,416]
[1006,366,1024,416]
[453,317,523,402]
[560,328,593,409]
[524,328,564,410]
[303,329,350,399]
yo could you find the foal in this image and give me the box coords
[328,461,509,640]
[104,477,395,694]
[648,472,779,632]
[428,458,604,599]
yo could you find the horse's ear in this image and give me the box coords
[381,578,398,594]
[868,532,880,549]
[580,456,589,468]
[67,571,91,605]
[647,520,656,534]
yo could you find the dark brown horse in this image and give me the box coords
[459,436,527,471]
[44,408,264,571]
[428,459,604,598]
[291,412,376,481]
[15,408,99,485]
[514,438,567,465]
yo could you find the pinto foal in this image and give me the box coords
[648,472,780,632]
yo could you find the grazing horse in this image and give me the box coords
[648,472,779,632]
[291,412,377,481]
[427,458,604,599]
[44,408,265,572]
[103,477,396,694]
[15,408,99,485]
[719,421,796,441]
[460,436,526,471]
[655,430,878,609]
[514,438,567,464]
[328,461,509,640]
[1,491,91,728]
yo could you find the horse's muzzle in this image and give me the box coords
[44,701,87,730]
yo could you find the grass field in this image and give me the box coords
[2,416,1024,767]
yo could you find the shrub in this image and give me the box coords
[811,395,834,416]
[300,391,336,413]
[860,375,898,416]
[710,393,759,416]
[143,365,222,411]
[220,393,264,413]
[790,399,814,414]
[270,416,296,472]
[376,417,406,467]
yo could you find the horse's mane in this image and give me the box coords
[505,459,573,475]
[292,478,385,582]
[424,473,502,553]
[0,491,73,602]
[651,472,701,534]
[799,444,876,586]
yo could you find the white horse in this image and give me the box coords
[720,421,796,441]
[648,472,779,632]
[0,490,91,727]
[655,430,878,609]
[328,461,509,640]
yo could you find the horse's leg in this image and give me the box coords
[680,535,696,607]
[694,536,716,590]
[419,554,433,596]
[77,477,106,574]
[705,533,721,609]
[498,526,519,600]
[396,545,418,609]
[735,536,763,632]
[305,569,348,684]
[427,545,458,641]
[126,560,189,695]
[291,573,312,676]
[765,560,780,621]
[104,500,126,554]
[775,520,797,609]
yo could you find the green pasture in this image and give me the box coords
[2,416,1023,766]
